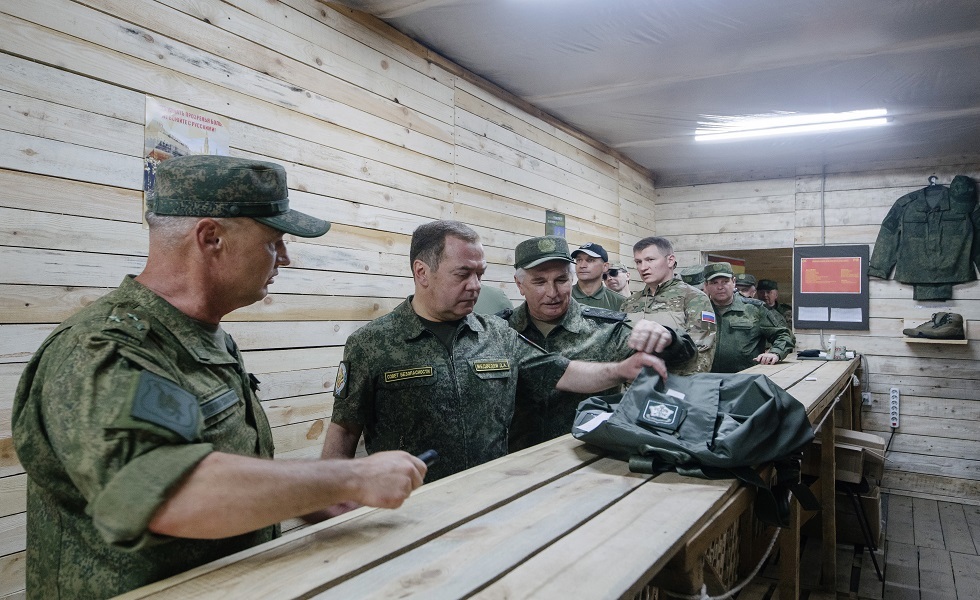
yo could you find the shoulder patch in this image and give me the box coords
[580,306,628,322]
[334,361,349,398]
[131,371,200,441]
[701,310,716,324]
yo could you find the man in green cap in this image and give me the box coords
[703,263,795,373]
[734,273,758,299]
[502,236,696,450]
[621,236,717,375]
[12,155,428,599]
[322,222,671,490]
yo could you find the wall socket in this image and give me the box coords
[889,387,900,428]
[861,391,872,405]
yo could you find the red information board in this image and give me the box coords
[800,257,862,294]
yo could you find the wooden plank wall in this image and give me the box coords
[0,1,656,596]
[655,158,980,508]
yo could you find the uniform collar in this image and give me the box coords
[511,298,588,335]
[118,276,238,365]
[714,293,747,315]
[647,277,680,296]
[912,187,950,212]
[398,295,486,342]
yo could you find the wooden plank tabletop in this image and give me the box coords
[116,359,859,600]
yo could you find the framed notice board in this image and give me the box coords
[794,245,870,330]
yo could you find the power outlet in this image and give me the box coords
[889,387,900,428]
[861,391,872,406]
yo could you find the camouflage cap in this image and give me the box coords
[703,262,734,281]
[734,273,757,287]
[679,265,705,286]
[571,242,609,262]
[149,155,330,238]
[514,236,574,269]
[610,262,630,272]
[757,279,779,291]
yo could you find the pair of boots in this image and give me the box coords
[902,312,965,339]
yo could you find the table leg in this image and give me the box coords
[820,407,837,589]
[778,495,801,600]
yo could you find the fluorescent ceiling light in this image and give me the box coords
[695,109,888,142]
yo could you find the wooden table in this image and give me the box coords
[117,358,858,600]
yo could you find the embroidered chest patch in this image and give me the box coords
[383,366,434,383]
[473,360,510,372]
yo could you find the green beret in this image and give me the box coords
[149,155,330,238]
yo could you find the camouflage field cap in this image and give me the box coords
[514,236,574,269]
[757,279,779,291]
[734,273,757,287]
[149,155,330,238]
[679,265,705,286]
[703,262,734,281]
[610,262,630,272]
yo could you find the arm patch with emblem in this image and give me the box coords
[131,371,201,442]
[334,361,349,398]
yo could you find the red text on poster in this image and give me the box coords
[800,257,862,294]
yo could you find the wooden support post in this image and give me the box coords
[820,407,838,590]
[778,496,801,600]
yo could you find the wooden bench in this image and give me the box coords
[117,357,858,599]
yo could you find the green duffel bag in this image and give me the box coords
[572,367,818,527]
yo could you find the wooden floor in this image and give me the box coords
[735,493,980,599]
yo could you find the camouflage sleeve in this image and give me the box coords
[869,200,904,278]
[683,293,717,373]
[659,326,698,367]
[514,335,571,401]
[26,332,213,550]
[330,332,374,427]
[760,309,796,359]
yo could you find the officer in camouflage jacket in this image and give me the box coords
[323,222,673,489]
[502,236,696,451]
[12,156,425,599]
[622,237,717,375]
[703,263,795,373]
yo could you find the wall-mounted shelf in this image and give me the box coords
[902,319,969,344]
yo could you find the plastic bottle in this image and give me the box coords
[827,335,836,358]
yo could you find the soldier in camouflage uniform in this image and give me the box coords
[502,236,696,451]
[12,156,426,599]
[621,237,717,375]
[703,263,796,373]
[322,222,671,485]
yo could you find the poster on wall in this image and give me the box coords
[706,253,746,275]
[545,210,566,237]
[143,96,230,194]
[794,245,870,330]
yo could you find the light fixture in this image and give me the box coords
[695,109,888,142]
